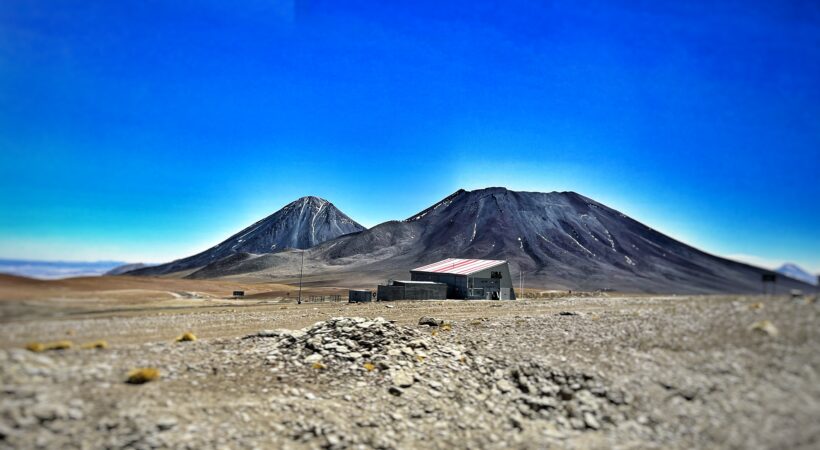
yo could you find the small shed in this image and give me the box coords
[348,289,373,303]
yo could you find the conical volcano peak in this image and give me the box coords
[127,196,365,276]
[284,196,330,210]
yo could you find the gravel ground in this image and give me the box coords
[1,295,819,449]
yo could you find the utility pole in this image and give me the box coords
[297,250,304,305]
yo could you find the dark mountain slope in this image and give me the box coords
[289,187,809,294]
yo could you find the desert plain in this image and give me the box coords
[1,274,819,449]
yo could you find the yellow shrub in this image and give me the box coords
[26,340,74,351]
[363,362,376,372]
[81,340,109,350]
[176,332,197,342]
[46,340,73,351]
[126,368,161,384]
[25,342,45,352]
[312,362,326,370]
[440,323,452,332]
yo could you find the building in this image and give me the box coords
[348,289,373,303]
[410,258,516,300]
[377,280,447,301]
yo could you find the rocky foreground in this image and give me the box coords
[1,295,819,449]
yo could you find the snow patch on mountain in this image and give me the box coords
[776,263,818,286]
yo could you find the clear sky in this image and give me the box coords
[1,0,819,273]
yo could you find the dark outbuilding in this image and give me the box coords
[348,289,373,303]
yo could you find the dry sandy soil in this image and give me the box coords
[1,275,819,449]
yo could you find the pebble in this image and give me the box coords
[388,386,404,396]
[497,379,514,393]
[419,317,443,327]
[392,370,415,388]
[584,412,600,430]
[156,417,178,431]
[304,354,323,364]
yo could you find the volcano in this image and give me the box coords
[128,196,365,276]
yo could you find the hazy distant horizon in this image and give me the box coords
[0,258,129,279]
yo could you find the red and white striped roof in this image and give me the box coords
[411,258,507,275]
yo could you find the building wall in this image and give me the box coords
[466,264,516,300]
[405,284,447,300]
[377,285,404,301]
[410,272,468,298]
[377,282,447,301]
[348,290,373,303]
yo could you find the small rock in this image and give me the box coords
[496,379,514,393]
[388,386,403,396]
[67,408,84,420]
[749,320,778,337]
[304,354,323,364]
[570,417,586,430]
[32,404,64,422]
[156,417,177,431]
[419,317,443,327]
[583,412,600,429]
[392,370,415,388]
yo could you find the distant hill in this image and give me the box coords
[172,187,813,294]
[776,263,818,286]
[104,263,152,276]
[0,259,128,279]
[128,196,365,276]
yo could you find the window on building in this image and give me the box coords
[491,271,502,279]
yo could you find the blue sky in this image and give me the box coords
[1,0,818,273]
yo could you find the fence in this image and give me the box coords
[301,295,343,303]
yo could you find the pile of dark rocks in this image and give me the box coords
[246,317,442,372]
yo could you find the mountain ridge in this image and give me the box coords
[127,196,365,276]
[129,188,814,294]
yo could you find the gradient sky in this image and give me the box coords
[1,0,819,273]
